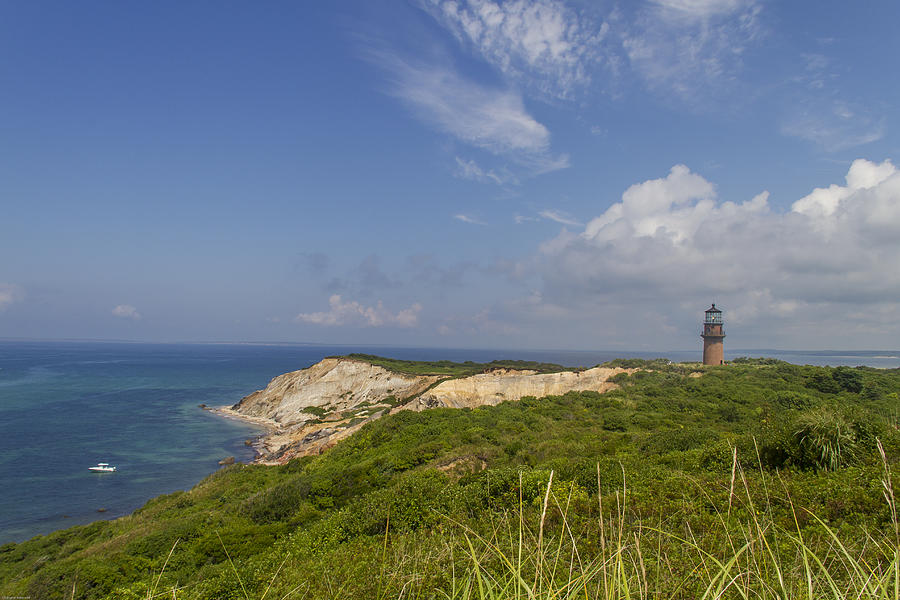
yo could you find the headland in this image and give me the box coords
[217,354,640,463]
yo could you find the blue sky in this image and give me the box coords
[2,0,899,350]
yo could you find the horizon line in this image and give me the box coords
[0,337,896,355]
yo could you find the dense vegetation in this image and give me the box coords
[2,359,900,599]
[338,353,574,376]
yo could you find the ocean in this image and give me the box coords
[1,341,897,544]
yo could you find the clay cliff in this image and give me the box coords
[232,357,439,425]
[221,357,630,463]
[405,367,625,410]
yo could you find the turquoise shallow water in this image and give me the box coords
[0,342,330,543]
[0,341,897,544]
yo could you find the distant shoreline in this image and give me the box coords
[3,338,896,356]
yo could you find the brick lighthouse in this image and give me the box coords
[701,304,725,365]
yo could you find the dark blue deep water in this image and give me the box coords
[1,341,897,544]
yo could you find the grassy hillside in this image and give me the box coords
[2,359,900,599]
[338,353,575,376]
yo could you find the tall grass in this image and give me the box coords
[119,443,900,600]
[438,445,900,600]
[794,408,859,471]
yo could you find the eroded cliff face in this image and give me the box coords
[400,366,626,411]
[232,357,439,426]
[224,358,630,464]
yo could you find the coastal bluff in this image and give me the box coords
[222,356,631,463]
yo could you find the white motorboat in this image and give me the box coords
[88,462,117,472]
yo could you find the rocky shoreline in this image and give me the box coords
[210,406,279,464]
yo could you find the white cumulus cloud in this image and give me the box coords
[791,158,895,219]
[112,304,142,320]
[295,295,422,328]
[536,159,900,345]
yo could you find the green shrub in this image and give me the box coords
[698,438,735,471]
[716,403,740,422]
[770,390,815,409]
[643,427,717,454]
[459,466,554,512]
[601,358,671,369]
[601,411,629,432]
[732,357,786,365]
[805,371,842,394]
[608,372,631,385]
[793,407,859,471]
[241,477,312,524]
[832,366,864,393]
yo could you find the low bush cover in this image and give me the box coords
[340,354,573,376]
[1,360,898,599]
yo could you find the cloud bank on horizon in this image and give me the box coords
[533,159,900,346]
[1,1,898,349]
[284,158,900,348]
[296,295,422,329]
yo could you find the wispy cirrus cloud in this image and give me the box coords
[424,0,608,101]
[296,295,422,328]
[424,0,768,111]
[454,214,487,225]
[454,156,517,185]
[539,209,582,226]
[649,0,753,21]
[421,0,888,158]
[781,108,885,152]
[623,0,762,103]
[780,52,885,151]
[365,47,569,173]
